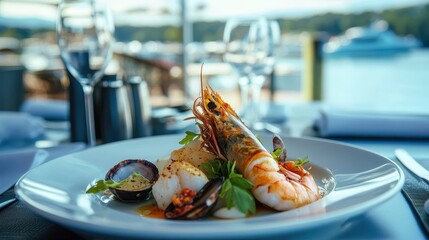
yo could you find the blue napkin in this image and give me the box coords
[314,109,429,138]
[0,112,45,145]
[0,142,86,195]
[20,99,69,121]
[152,106,196,135]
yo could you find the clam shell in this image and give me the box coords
[105,159,159,202]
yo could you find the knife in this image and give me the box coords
[0,198,16,211]
[394,148,429,183]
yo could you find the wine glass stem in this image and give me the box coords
[82,84,96,147]
[249,75,265,125]
[238,76,250,112]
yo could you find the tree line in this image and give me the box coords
[115,3,429,47]
[1,4,428,47]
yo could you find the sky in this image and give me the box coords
[1,0,429,26]
[111,0,429,26]
[192,0,429,20]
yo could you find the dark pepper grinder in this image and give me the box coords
[126,76,152,137]
[99,75,133,143]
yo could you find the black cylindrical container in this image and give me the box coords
[126,76,152,137]
[99,76,133,143]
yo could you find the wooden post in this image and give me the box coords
[302,33,324,101]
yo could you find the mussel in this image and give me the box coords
[164,177,224,220]
[272,134,287,162]
[105,159,159,202]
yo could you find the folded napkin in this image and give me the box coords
[20,99,69,121]
[314,109,429,138]
[392,157,429,235]
[0,142,86,195]
[0,112,45,145]
[260,102,288,124]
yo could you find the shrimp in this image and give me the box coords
[189,66,320,211]
[152,159,208,210]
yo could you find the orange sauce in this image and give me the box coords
[136,202,277,220]
[137,203,165,219]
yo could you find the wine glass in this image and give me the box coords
[223,17,272,127]
[250,20,281,132]
[57,0,115,146]
[223,18,267,125]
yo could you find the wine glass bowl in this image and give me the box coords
[223,18,277,127]
[57,0,115,146]
[223,18,270,77]
[57,0,114,85]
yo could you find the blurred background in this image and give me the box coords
[1,0,428,141]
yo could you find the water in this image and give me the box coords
[190,48,428,115]
[323,49,429,114]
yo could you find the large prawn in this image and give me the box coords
[190,66,320,211]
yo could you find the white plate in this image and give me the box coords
[15,135,404,239]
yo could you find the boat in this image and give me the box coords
[323,20,422,57]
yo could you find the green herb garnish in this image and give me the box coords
[202,160,256,215]
[270,148,284,160]
[86,179,120,194]
[86,172,145,194]
[179,131,201,145]
[202,158,223,179]
[293,156,310,167]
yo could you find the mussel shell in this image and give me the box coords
[165,177,224,220]
[273,134,287,162]
[105,159,159,202]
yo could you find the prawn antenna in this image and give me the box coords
[200,63,205,99]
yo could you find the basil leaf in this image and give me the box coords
[220,179,232,196]
[179,131,201,145]
[221,179,234,208]
[86,179,108,194]
[233,185,256,214]
[228,171,242,179]
[294,156,310,167]
[270,148,283,160]
[220,161,230,177]
[202,159,222,179]
[202,159,256,215]
[230,177,253,190]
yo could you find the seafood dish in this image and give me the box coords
[87,66,321,219]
